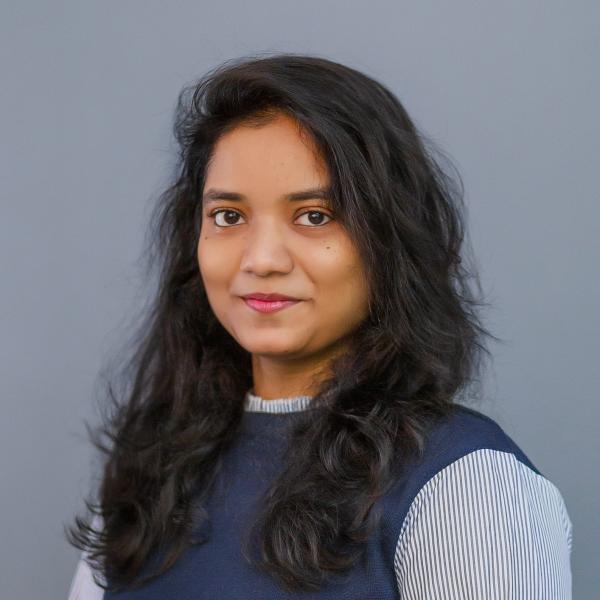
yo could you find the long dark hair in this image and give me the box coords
[65,52,499,593]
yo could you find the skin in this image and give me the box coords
[197,112,370,400]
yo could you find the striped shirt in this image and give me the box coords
[67,392,573,599]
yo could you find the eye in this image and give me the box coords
[207,209,245,227]
[207,209,333,228]
[295,210,333,227]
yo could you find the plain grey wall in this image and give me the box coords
[1,1,597,597]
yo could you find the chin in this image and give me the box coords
[239,336,304,356]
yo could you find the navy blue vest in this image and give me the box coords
[103,404,539,599]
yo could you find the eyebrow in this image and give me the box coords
[202,186,332,204]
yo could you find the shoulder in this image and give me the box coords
[423,403,541,472]
[390,403,543,500]
[392,406,573,598]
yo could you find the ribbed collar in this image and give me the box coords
[243,389,313,413]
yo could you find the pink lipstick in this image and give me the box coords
[241,292,301,314]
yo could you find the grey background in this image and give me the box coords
[1,1,597,597]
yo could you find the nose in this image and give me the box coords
[239,218,294,276]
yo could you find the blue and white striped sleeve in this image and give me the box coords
[394,448,573,599]
[67,515,105,600]
[67,552,105,600]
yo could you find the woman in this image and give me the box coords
[66,53,573,599]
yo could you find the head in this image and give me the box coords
[197,110,370,387]
[68,53,496,594]
[172,53,487,394]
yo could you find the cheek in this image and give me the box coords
[330,264,368,307]
[197,238,237,330]
[310,249,370,321]
[197,236,231,292]
[197,235,208,268]
[197,238,210,285]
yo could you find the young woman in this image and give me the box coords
[66,53,573,599]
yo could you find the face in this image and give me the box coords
[197,112,370,374]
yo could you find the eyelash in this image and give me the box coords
[206,208,333,228]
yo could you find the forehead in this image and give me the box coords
[203,114,330,194]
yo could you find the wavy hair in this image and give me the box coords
[65,52,499,593]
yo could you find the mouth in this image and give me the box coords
[241,297,302,314]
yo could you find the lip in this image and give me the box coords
[242,296,302,314]
[242,292,300,301]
